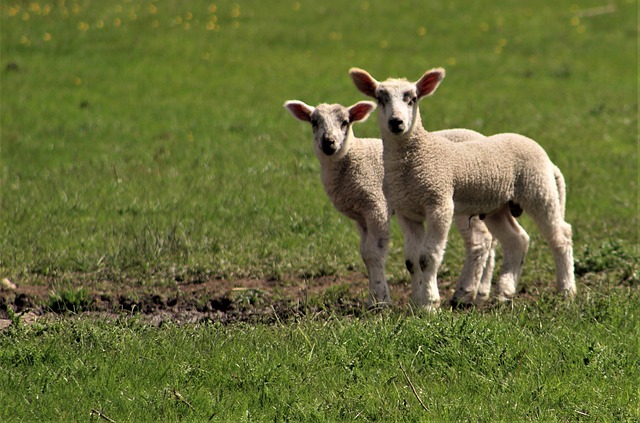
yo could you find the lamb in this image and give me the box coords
[284,100,497,305]
[349,67,575,308]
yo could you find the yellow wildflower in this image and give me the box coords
[231,4,240,18]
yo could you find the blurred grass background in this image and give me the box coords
[1,0,637,290]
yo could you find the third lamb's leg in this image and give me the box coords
[483,207,530,302]
[452,215,494,306]
[358,220,391,305]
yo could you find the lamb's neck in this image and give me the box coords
[382,123,431,155]
[319,146,354,189]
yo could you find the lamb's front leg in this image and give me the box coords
[397,216,428,307]
[399,210,451,309]
[357,221,391,306]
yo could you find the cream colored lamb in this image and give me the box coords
[284,100,497,305]
[350,67,575,308]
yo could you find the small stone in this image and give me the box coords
[1,278,16,291]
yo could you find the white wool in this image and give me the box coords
[285,101,498,305]
[350,68,576,307]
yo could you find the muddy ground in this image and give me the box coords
[0,273,412,328]
[0,271,519,328]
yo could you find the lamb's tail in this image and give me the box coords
[554,165,566,219]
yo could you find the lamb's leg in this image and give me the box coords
[528,210,576,298]
[357,221,391,306]
[398,210,451,309]
[452,215,494,306]
[477,235,497,303]
[397,216,428,307]
[483,207,530,302]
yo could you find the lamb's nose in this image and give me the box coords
[388,118,404,133]
[321,137,337,155]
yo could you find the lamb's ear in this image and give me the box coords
[415,68,445,99]
[349,68,379,98]
[284,100,314,122]
[348,101,377,123]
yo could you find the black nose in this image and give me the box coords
[321,137,337,155]
[388,118,404,133]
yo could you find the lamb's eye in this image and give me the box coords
[341,120,349,131]
[404,93,416,105]
[376,96,384,105]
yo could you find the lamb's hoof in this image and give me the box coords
[559,287,576,301]
[450,290,476,309]
[491,295,514,307]
[474,292,491,305]
[409,300,441,314]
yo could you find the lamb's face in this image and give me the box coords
[349,67,445,139]
[374,79,419,137]
[310,104,351,157]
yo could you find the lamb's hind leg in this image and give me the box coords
[528,207,576,298]
[483,206,530,302]
[357,221,391,306]
[451,215,495,306]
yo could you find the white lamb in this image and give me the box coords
[284,100,497,305]
[349,67,575,308]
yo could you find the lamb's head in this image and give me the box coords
[349,67,445,138]
[284,100,376,159]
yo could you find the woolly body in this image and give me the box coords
[350,68,575,307]
[285,101,497,305]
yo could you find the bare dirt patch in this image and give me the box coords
[0,270,584,329]
[0,273,420,327]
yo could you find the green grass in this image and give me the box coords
[1,291,638,421]
[1,0,637,287]
[1,0,638,421]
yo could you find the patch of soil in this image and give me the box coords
[0,271,560,328]
[1,273,420,327]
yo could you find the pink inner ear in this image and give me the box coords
[350,69,378,98]
[286,102,312,122]
[416,70,444,98]
[349,103,374,122]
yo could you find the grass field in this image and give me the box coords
[1,0,638,421]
